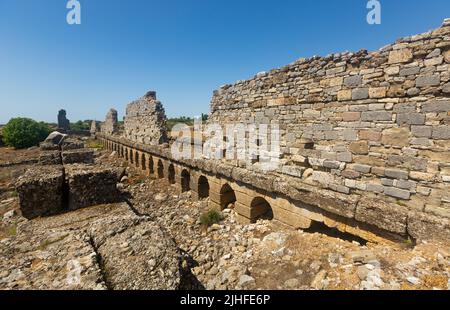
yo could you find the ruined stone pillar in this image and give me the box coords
[57,109,70,133]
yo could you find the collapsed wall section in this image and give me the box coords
[124,91,168,145]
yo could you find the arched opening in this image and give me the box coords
[181,169,190,192]
[220,183,236,209]
[135,152,139,167]
[157,160,164,178]
[141,153,147,170]
[130,150,134,164]
[198,176,210,199]
[149,156,154,174]
[125,148,129,160]
[250,197,273,222]
[168,164,176,184]
[120,146,124,158]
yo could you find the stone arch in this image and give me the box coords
[220,183,236,209]
[135,151,139,167]
[198,176,210,199]
[130,149,134,164]
[250,197,273,222]
[141,153,147,170]
[157,160,164,178]
[168,164,176,184]
[181,169,190,192]
[148,156,154,174]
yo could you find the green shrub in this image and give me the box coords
[200,209,224,227]
[2,118,51,149]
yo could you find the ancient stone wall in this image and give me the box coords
[101,109,118,135]
[124,91,168,145]
[57,109,70,132]
[209,20,450,222]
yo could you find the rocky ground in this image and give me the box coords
[0,146,449,290]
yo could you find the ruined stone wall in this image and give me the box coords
[101,109,118,135]
[124,91,168,145]
[209,19,450,222]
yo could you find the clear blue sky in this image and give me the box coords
[0,0,449,124]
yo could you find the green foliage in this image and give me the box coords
[70,120,90,131]
[167,116,194,131]
[2,118,51,149]
[200,209,224,227]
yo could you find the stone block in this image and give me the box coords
[368,87,387,99]
[359,130,381,141]
[65,164,120,211]
[342,112,361,122]
[62,149,94,164]
[361,111,392,121]
[416,74,440,87]
[421,100,450,113]
[349,141,369,155]
[381,128,410,147]
[384,187,411,200]
[337,152,352,163]
[344,75,362,87]
[408,212,450,241]
[352,88,369,100]
[396,113,425,126]
[15,165,64,219]
[61,139,85,151]
[388,49,413,64]
[411,126,432,138]
[337,89,352,101]
[432,126,450,140]
[399,66,420,76]
[39,151,62,165]
[355,197,408,234]
[385,168,409,180]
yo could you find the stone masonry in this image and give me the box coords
[208,19,450,225]
[124,91,168,145]
[99,19,450,242]
[101,108,119,135]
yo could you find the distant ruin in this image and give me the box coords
[57,109,70,132]
[101,109,119,135]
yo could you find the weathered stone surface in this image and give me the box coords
[381,128,410,147]
[344,75,362,87]
[384,187,411,200]
[101,109,119,135]
[432,126,450,140]
[124,91,168,145]
[355,197,408,234]
[62,149,94,164]
[421,100,450,113]
[408,211,450,241]
[15,165,64,219]
[349,141,369,155]
[65,164,120,210]
[39,151,62,165]
[89,216,181,289]
[396,113,425,126]
[388,49,413,64]
[361,111,392,121]
[352,88,369,100]
[416,74,440,87]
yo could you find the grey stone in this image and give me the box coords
[384,187,411,200]
[352,88,369,100]
[385,168,409,180]
[416,74,440,87]
[396,113,425,125]
[361,111,392,121]
[411,126,432,138]
[432,126,450,140]
[399,67,420,76]
[344,75,362,87]
[421,100,450,113]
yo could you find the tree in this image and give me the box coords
[2,118,51,149]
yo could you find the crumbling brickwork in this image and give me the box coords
[101,109,119,135]
[208,20,450,226]
[124,91,168,145]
